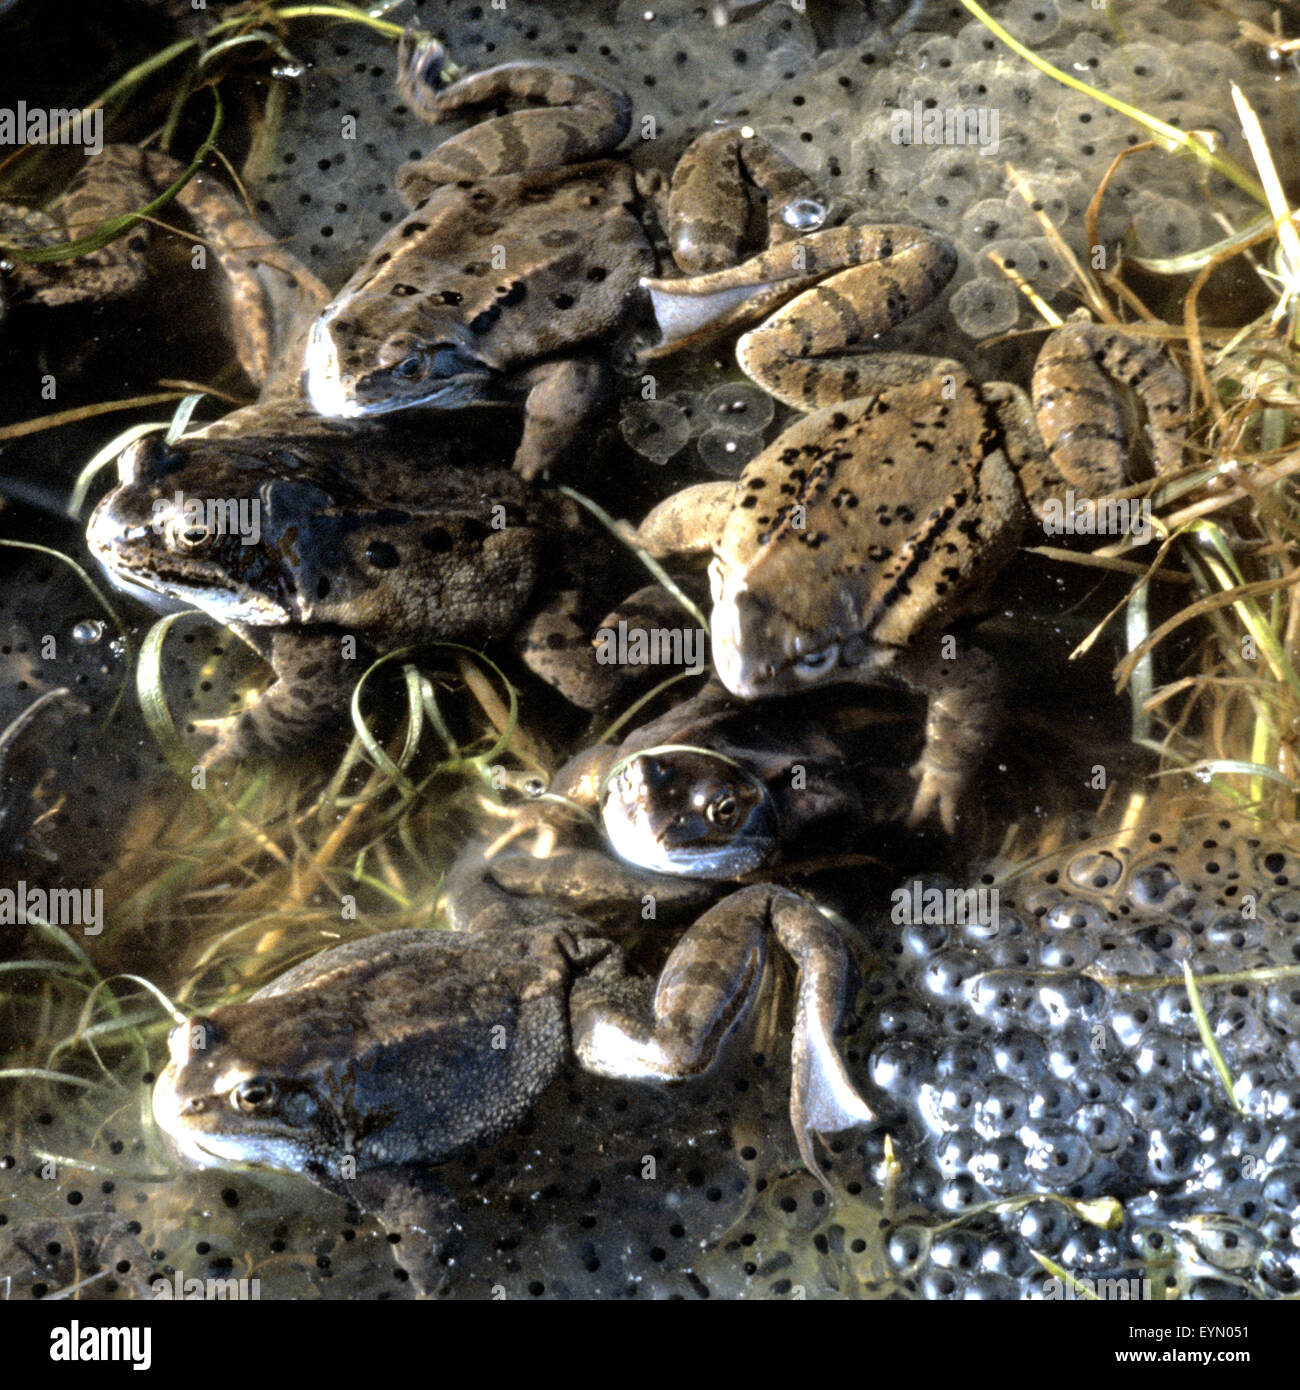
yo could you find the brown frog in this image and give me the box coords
[0,146,158,316]
[539,677,920,880]
[302,40,952,479]
[632,322,1190,831]
[84,412,684,760]
[0,143,322,389]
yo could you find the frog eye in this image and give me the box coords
[168,519,214,551]
[232,1077,277,1114]
[706,788,739,826]
[392,351,431,381]
[793,644,839,678]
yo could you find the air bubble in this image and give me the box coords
[781,196,828,232]
[72,619,106,644]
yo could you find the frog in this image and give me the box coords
[525,677,921,880]
[629,318,1190,833]
[0,142,323,391]
[86,411,686,761]
[154,871,872,1195]
[301,37,957,480]
[0,145,158,318]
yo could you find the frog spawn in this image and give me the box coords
[4,0,1296,1303]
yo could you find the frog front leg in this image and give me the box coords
[880,635,1003,833]
[570,883,874,1185]
[193,627,355,765]
[511,356,611,482]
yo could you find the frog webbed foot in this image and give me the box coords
[571,883,873,1186]
[888,638,1002,834]
[192,629,355,765]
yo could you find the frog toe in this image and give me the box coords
[906,758,962,835]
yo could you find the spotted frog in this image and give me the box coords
[633,319,1189,831]
[0,143,322,390]
[85,412,678,760]
[302,40,894,477]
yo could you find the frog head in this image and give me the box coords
[86,435,298,626]
[601,747,779,879]
[152,1009,345,1178]
[304,306,497,418]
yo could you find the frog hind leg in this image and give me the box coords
[571,883,873,1186]
[734,229,959,408]
[767,886,876,1185]
[667,127,825,275]
[1030,322,1188,493]
[395,43,631,202]
[2,146,155,307]
[140,151,331,394]
[642,225,956,378]
[512,356,612,480]
[193,628,353,765]
[516,585,619,711]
